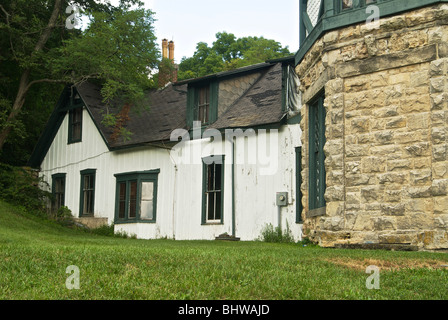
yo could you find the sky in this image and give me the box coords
[142,0,300,63]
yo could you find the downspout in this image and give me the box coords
[226,133,236,238]
[232,137,236,237]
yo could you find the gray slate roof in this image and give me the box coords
[78,61,286,148]
[78,82,188,149]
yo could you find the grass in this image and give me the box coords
[0,200,447,300]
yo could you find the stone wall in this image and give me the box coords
[296,4,448,250]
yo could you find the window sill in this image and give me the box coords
[201,221,223,226]
[306,207,326,218]
[114,220,157,225]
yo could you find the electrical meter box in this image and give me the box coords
[276,192,288,207]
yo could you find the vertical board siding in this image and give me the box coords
[40,109,303,241]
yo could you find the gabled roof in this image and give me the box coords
[28,58,293,168]
[209,62,285,129]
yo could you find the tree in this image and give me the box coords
[0,0,159,159]
[177,32,291,80]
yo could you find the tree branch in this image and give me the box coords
[0,4,17,59]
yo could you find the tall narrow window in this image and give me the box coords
[296,147,303,223]
[309,93,326,211]
[129,181,138,219]
[197,86,210,125]
[68,107,82,143]
[118,182,127,219]
[140,182,155,221]
[114,171,159,223]
[52,173,66,212]
[202,156,224,224]
[80,169,96,216]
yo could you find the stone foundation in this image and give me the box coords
[296,4,448,250]
[74,217,108,229]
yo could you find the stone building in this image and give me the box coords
[295,0,448,250]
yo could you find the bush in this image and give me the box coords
[0,163,51,213]
[90,223,137,239]
[259,222,295,243]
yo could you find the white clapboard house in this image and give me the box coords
[28,56,304,241]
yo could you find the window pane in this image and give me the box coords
[215,191,222,220]
[207,165,214,192]
[129,181,137,218]
[342,0,353,9]
[215,164,222,191]
[140,182,154,220]
[207,192,215,220]
[118,182,126,219]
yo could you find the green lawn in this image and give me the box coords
[0,200,447,300]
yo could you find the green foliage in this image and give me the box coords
[48,6,159,107]
[259,222,295,243]
[0,0,159,163]
[177,32,291,80]
[0,163,51,213]
[89,223,136,239]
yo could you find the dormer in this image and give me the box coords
[176,58,298,132]
[186,80,219,128]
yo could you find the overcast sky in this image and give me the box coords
[143,0,300,63]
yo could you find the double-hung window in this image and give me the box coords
[52,173,66,211]
[202,156,224,224]
[187,81,219,128]
[197,86,210,125]
[309,92,326,212]
[68,107,83,143]
[114,170,159,223]
[80,169,96,216]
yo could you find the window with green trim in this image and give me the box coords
[309,93,326,211]
[187,81,219,128]
[68,107,83,144]
[80,169,96,216]
[52,173,66,212]
[114,170,159,223]
[296,147,303,223]
[202,156,224,224]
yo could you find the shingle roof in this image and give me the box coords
[78,61,287,146]
[28,59,291,167]
[209,62,285,129]
[77,82,188,149]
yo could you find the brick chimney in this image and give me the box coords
[158,39,178,88]
[162,39,168,59]
[168,40,175,61]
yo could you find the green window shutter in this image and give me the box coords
[209,81,219,123]
[186,85,195,129]
[309,93,326,211]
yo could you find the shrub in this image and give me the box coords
[0,163,51,213]
[259,222,295,243]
